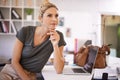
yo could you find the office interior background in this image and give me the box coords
[0,0,120,60]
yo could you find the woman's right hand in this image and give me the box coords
[22,77,31,80]
[22,70,36,80]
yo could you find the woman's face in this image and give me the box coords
[41,7,59,30]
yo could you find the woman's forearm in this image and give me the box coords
[12,39,30,80]
[12,61,30,80]
[53,45,65,74]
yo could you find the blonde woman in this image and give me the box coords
[0,1,66,80]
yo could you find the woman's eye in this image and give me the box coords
[47,14,52,17]
[55,14,58,18]
[47,14,58,18]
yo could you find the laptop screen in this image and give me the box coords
[83,47,98,73]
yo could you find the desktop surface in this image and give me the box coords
[42,56,120,80]
[42,65,93,80]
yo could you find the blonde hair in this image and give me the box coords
[39,0,58,17]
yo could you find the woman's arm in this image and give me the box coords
[53,45,65,74]
[11,38,31,80]
[48,30,65,73]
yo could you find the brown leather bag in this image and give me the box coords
[75,45,110,68]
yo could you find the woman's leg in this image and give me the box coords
[0,64,21,80]
[0,64,37,80]
[0,72,13,80]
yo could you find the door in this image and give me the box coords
[101,15,120,57]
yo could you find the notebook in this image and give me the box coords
[63,46,99,75]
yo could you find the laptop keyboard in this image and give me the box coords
[72,68,86,73]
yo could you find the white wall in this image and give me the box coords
[51,0,120,13]
[0,36,16,60]
[56,12,99,51]
[54,0,120,52]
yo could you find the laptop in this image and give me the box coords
[63,46,99,75]
[84,40,92,47]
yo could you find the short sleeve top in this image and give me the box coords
[16,26,66,73]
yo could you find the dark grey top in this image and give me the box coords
[16,26,66,73]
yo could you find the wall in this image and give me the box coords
[51,0,120,13]
[57,12,99,51]
[0,35,16,60]
[53,0,120,51]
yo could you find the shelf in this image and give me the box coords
[11,20,22,32]
[0,19,10,21]
[35,0,42,8]
[0,0,42,35]
[11,8,22,20]
[0,33,16,35]
[0,7,10,19]
[34,8,39,21]
[24,0,34,8]
[0,21,10,33]
[24,8,34,20]
[12,0,23,7]
[23,21,35,26]
[0,0,10,6]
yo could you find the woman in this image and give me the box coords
[0,1,66,80]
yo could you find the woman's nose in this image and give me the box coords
[52,16,57,21]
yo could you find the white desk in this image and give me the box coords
[42,65,93,80]
[42,56,120,80]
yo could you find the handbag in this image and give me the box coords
[75,45,110,68]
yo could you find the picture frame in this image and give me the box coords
[58,17,64,27]
[66,28,71,37]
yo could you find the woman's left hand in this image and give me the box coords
[47,29,60,46]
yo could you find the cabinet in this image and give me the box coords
[0,0,42,35]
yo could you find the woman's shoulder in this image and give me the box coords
[20,26,36,32]
[22,26,35,30]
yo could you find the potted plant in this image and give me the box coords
[25,8,33,20]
